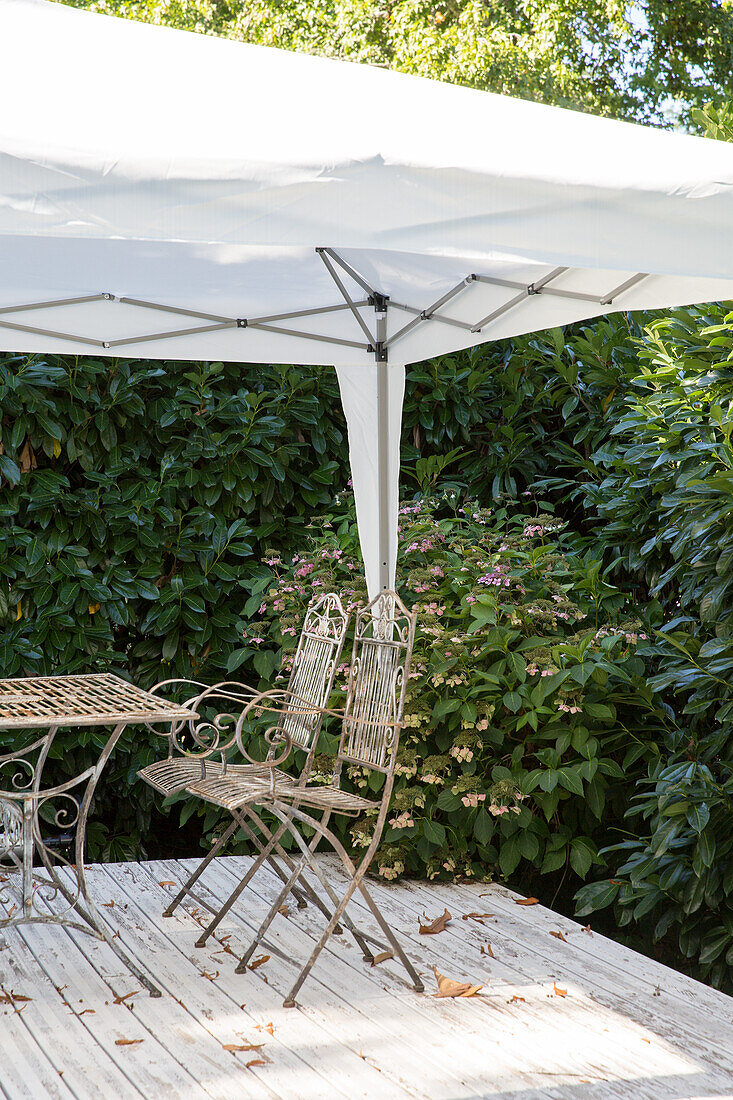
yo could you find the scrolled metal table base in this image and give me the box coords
[0,673,198,997]
[0,723,162,997]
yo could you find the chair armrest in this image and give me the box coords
[233,688,336,771]
[145,678,261,758]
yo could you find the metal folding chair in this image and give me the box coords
[183,590,424,1006]
[138,592,349,918]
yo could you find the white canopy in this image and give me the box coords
[5,0,733,595]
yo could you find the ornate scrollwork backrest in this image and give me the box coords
[276,592,349,751]
[148,593,349,761]
[338,590,416,773]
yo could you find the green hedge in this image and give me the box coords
[0,353,348,856]
[0,354,346,680]
[0,335,643,863]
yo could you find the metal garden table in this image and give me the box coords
[0,672,196,996]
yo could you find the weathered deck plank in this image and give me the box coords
[204,854,733,1099]
[315,855,733,1066]
[0,855,730,1100]
[144,857,553,1100]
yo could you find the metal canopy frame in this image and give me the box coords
[0,250,648,594]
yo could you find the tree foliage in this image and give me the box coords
[61,0,733,125]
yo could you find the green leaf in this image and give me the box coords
[435,789,461,812]
[539,770,559,793]
[575,880,620,916]
[162,630,179,662]
[686,803,710,833]
[503,691,522,713]
[695,830,716,870]
[541,845,567,873]
[473,807,493,846]
[569,837,597,878]
[0,454,21,483]
[227,647,250,674]
[557,767,585,796]
[499,835,521,877]
[423,819,446,846]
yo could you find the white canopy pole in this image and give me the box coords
[336,354,405,600]
[375,302,391,594]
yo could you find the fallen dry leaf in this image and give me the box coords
[248,955,270,972]
[115,1038,144,1046]
[432,967,483,999]
[370,951,394,967]
[480,944,495,958]
[462,912,493,923]
[0,991,31,1006]
[101,900,115,908]
[246,1059,267,1068]
[549,931,568,943]
[419,909,452,935]
[78,1009,96,1016]
[582,924,593,935]
[553,983,568,998]
[278,905,290,917]
[202,970,219,981]
[158,881,177,887]
[255,1022,275,1035]
[508,995,526,1003]
[515,897,539,906]
[222,1043,265,1053]
[113,992,139,1005]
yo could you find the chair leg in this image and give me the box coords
[233,809,311,911]
[278,873,363,1006]
[263,802,423,1004]
[194,816,294,947]
[163,817,240,917]
[239,806,344,924]
[263,806,380,962]
[356,879,424,992]
[234,849,312,973]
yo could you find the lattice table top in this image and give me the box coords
[0,673,195,730]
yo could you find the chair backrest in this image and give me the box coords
[276,592,349,753]
[338,590,416,774]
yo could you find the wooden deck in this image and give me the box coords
[0,854,731,1100]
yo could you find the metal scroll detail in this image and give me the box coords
[0,799,22,860]
[0,741,86,924]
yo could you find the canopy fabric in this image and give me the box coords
[5,0,733,595]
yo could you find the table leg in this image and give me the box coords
[1,721,162,997]
[22,797,33,918]
[71,722,162,997]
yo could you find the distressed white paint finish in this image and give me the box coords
[0,856,730,1100]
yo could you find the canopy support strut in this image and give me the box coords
[0,260,649,356]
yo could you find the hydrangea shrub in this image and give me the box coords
[226,491,666,886]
